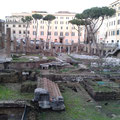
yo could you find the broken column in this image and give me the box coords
[6,28,11,57]
[20,39,23,52]
[60,46,62,53]
[13,37,17,53]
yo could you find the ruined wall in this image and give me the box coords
[0,20,5,49]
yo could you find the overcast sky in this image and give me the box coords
[1,0,114,19]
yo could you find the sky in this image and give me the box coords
[1,0,115,19]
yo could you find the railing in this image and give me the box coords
[21,105,27,120]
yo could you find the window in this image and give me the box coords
[65,32,69,36]
[60,21,64,24]
[19,25,21,27]
[66,27,68,29]
[13,30,16,34]
[33,31,36,35]
[117,40,119,43]
[55,21,58,24]
[71,32,75,36]
[54,32,58,36]
[66,17,69,19]
[61,26,63,29]
[6,24,8,27]
[41,31,44,35]
[118,20,120,24]
[60,17,64,19]
[112,40,114,43]
[48,32,51,35]
[23,25,25,27]
[13,25,15,27]
[19,30,21,34]
[40,26,44,29]
[72,27,75,29]
[113,31,115,35]
[23,31,26,34]
[65,39,68,44]
[60,32,63,36]
[117,30,119,35]
[118,13,120,16]
[28,31,30,34]
[55,26,57,29]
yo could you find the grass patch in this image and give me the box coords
[37,85,118,120]
[0,85,33,100]
[12,57,30,62]
[47,56,55,60]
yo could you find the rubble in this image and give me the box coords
[103,57,120,66]
[70,54,99,60]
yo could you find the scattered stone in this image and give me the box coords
[95,106,102,109]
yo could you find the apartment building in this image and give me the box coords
[98,0,120,44]
[5,11,85,44]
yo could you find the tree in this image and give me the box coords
[21,16,33,40]
[43,14,56,49]
[32,14,43,49]
[76,7,116,56]
[69,19,88,44]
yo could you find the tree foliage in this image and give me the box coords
[21,16,33,39]
[43,14,56,21]
[69,19,86,26]
[76,7,116,43]
[32,14,43,20]
[73,7,116,55]
[21,16,33,23]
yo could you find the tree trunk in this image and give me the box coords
[34,20,38,50]
[78,26,80,45]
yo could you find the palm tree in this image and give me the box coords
[43,14,56,49]
[32,14,43,49]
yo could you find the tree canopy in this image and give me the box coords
[32,14,43,20]
[76,7,116,20]
[43,14,56,21]
[69,19,86,26]
[75,6,116,55]
[21,16,33,23]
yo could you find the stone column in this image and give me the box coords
[60,46,62,53]
[76,45,78,53]
[68,46,70,54]
[13,37,17,53]
[44,42,46,50]
[0,22,4,49]
[6,28,11,57]
[20,39,23,52]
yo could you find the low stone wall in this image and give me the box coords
[0,108,24,120]
[0,70,37,83]
[21,81,37,93]
[81,80,120,101]
[0,71,20,83]
[8,59,53,70]
[41,74,98,82]
[0,59,54,70]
